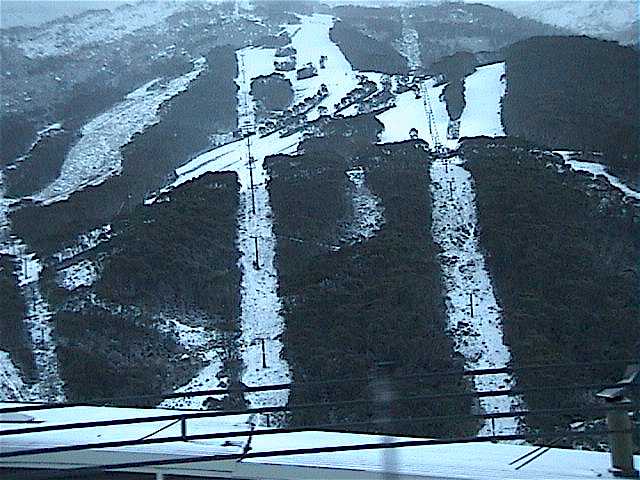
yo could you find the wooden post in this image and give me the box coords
[180,417,187,441]
[469,293,474,318]
[261,338,267,368]
[253,236,260,270]
[247,138,256,215]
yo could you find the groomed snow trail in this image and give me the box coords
[430,157,521,435]
[33,59,206,206]
[377,62,522,435]
[458,63,506,139]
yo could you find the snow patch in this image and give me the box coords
[0,351,27,401]
[52,224,113,264]
[344,167,384,242]
[555,152,640,201]
[56,260,98,291]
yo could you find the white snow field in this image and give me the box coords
[345,167,385,242]
[376,78,458,150]
[32,59,206,205]
[237,47,278,134]
[459,63,506,139]
[0,351,26,401]
[282,14,360,121]
[1,402,631,479]
[554,152,640,201]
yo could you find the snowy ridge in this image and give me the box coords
[344,167,385,242]
[11,1,186,58]
[32,59,206,206]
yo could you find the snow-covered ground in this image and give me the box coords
[237,47,278,134]
[1,173,65,402]
[0,239,65,402]
[32,59,206,205]
[394,14,422,72]
[459,63,506,139]
[555,152,640,201]
[282,14,360,122]
[164,14,376,417]
[0,351,26,401]
[11,1,186,58]
[376,78,457,150]
[157,312,227,410]
[52,224,113,264]
[55,260,98,291]
[344,167,385,242]
[430,157,522,435]
[1,402,629,479]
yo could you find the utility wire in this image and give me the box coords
[2,382,637,439]
[2,359,635,414]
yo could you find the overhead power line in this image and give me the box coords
[1,380,637,440]
[1,359,635,414]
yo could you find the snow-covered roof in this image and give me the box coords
[1,403,635,479]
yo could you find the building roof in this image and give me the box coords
[1,403,637,479]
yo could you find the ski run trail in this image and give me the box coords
[376,62,524,436]
[555,151,640,201]
[0,172,65,402]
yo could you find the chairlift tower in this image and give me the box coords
[420,81,445,156]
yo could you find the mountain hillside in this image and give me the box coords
[502,35,640,175]
[482,0,639,45]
